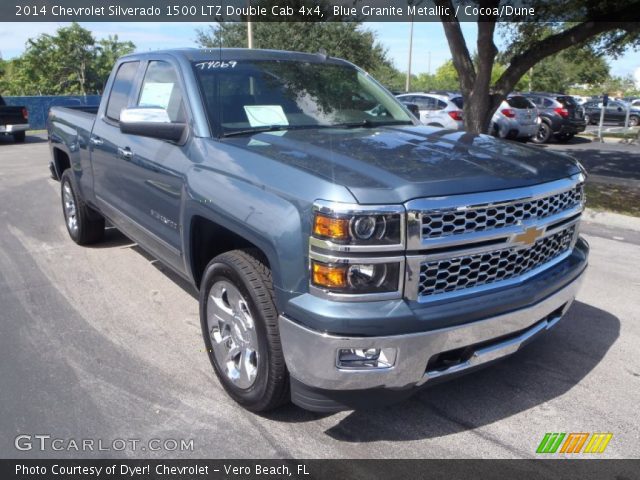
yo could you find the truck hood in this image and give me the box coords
[223,125,582,204]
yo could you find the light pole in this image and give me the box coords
[405,18,414,92]
[247,20,254,48]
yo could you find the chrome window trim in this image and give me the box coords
[405,173,585,251]
[312,200,406,252]
[309,251,405,302]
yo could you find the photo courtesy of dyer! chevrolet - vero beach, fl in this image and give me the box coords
[48,48,588,412]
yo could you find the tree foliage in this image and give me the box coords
[435,0,640,133]
[0,23,134,96]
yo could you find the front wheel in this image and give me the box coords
[200,249,289,412]
[532,122,552,144]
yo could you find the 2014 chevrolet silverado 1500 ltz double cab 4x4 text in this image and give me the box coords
[48,49,588,412]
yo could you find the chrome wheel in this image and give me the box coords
[62,181,78,234]
[206,280,259,389]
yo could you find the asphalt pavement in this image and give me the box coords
[1,135,639,459]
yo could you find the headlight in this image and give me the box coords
[309,201,406,301]
[311,260,402,295]
[312,202,404,249]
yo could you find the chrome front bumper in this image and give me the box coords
[279,271,584,391]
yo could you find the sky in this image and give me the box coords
[0,22,638,83]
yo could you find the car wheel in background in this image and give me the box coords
[532,122,552,144]
[60,170,105,245]
[13,131,25,143]
[629,115,639,127]
[200,249,290,412]
[584,114,591,125]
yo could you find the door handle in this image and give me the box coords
[89,136,103,146]
[117,147,133,160]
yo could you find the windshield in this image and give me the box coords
[193,60,413,135]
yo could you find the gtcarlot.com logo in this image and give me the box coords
[536,432,613,454]
[15,434,194,452]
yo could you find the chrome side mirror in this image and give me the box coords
[119,107,186,142]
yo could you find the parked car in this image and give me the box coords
[48,49,588,412]
[395,92,464,129]
[583,100,640,127]
[0,94,29,143]
[491,95,540,141]
[522,93,586,143]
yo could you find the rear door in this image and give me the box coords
[91,60,142,212]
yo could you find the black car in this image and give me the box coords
[522,93,586,144]
[583,100,640,127]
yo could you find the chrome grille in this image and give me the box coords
[418,226,575,297]
[421,184,583,239]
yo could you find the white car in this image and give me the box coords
[491,95,540,141]
[396,92,464,130]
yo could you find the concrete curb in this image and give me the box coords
[583,208,640,232]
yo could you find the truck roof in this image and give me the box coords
[119,48,353,67]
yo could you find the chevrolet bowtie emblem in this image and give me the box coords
[514,226,544,246]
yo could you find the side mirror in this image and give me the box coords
[119,107,186,142]
[402,102,420,118]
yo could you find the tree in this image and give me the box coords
[435,0,640,133]
[1,23,135,96]
[195,22,396,82]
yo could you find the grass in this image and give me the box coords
[585,182,640,217]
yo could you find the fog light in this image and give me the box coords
[337,347,396,369]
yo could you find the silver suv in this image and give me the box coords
[491,95,540,141]
[396,92,464,130]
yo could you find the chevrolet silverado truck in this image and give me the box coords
[0,94,29,143]
[47,49,589,412]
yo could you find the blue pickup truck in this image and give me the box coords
[48,49,589,412]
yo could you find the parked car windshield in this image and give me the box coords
[556,96,578,108]
[450,97,464,109]
[193,60,413,135]
[507,96,535,109]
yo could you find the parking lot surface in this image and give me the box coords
[1,136,639,459]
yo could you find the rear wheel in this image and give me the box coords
[200,249,289,412]
[13,131,25,143]
[60,170,105,245]
[532,122,552,144]
[629,115,639,127]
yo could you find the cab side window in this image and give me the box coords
[137,61,186,123]
[105,61,140,121]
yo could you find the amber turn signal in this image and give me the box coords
[313,214,349,241]
[312,261,347,289]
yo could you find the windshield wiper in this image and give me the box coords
[222,125,290,137]
[331,120,414,129]
[222,120,414,137]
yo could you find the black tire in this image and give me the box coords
[199,249,289,412]
[532,121,552,144]
[13,131,25,143]
[60,170,105,245]
[629,115,639,127]
[555,133,575,143]
[584,114,591,125]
